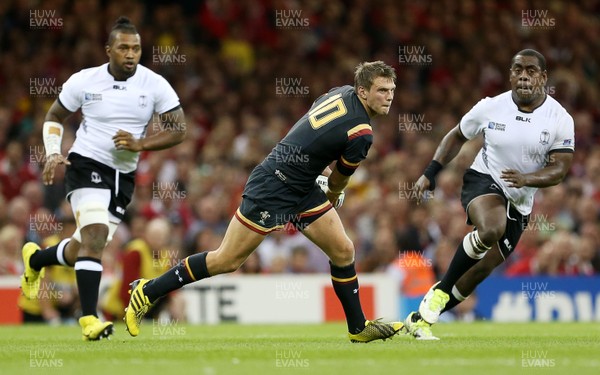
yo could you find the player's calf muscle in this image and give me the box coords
[210,252,244,274]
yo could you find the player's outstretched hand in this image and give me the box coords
[414,175,431,205]
[42,154,71,186]
[113,130,143,152]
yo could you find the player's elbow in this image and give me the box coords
[555,173,567,185]
[549,167,569,186]
[552,176,567,187]
[172,125,187,144]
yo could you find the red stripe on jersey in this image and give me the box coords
[348,128,373,141]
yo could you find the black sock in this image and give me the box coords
[75,257,102,317]
[330,262,366,334]
[30,239,72,270]
[441,293,462,313]
[436,241,480,293]
[144,252,210,303]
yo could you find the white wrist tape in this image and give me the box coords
[316,175,345,209]
[43,121,64,156]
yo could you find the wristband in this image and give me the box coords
[423,160,443,190]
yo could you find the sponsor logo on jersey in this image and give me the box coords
[138,95,147,108]
[503,238,513,252]
[515,115,531,122]
[112,85,126,90]
[562,139,573,146]
[84,92,102,101]
[487,121,506,131]
[274,169,287,182]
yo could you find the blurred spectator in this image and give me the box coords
[506,231,597,276]
[0,224,24,275]
[101,218,185,321]
[0,140,38,201]
[7,196,31,233]
[387,250,436,319]
[287,246,314,273]
[238,251,262,274]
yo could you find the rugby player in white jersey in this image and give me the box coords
[404,49,574,339]
[20,16,186,340]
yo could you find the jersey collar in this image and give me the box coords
[511,91,547,113]
[105,63,138,82]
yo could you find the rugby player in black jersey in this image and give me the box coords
[125,61,401,342]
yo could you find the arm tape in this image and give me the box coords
[43,121,64,156]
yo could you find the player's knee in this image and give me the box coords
[477,225,505,245]
[329,239,355,266]
[76,201,110,253]
[80,224,109,254]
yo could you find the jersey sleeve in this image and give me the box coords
[153,75,181,114]
[549,111,575,152]
[58,72,83,112]
[336,124,373,176]
[459,97,491,140]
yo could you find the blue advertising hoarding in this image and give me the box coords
[475,276,600,321]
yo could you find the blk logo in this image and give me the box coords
[516,116,531,123]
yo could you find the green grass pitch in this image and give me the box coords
[1,322,599,375]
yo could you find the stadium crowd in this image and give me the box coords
[0,0,599,320]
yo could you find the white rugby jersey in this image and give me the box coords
[59,63,180,173]
[459,91,574,215]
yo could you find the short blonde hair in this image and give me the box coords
[354,61,396,91]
